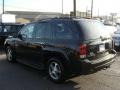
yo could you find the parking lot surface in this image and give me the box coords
[0,51,120,90]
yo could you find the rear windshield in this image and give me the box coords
[115,30,120,34]
[77,20,110,40]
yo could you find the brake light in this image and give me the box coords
[79,44,87,58]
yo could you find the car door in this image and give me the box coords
[51,20,79,61]
[32,21,53,64]
[15,23,36,61]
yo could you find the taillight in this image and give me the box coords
[79,44,87,58]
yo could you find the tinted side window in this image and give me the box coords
[52,21,77,40]
[10,25,22,32]
[20,24,35,39]
[63,21,79,41]
[53,22,72,40]
[0,25,22,33]
[34,22,51,39]
[3,26,11,32]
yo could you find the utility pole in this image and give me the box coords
[73,0,76,17]
[98,8,99,17]
[91,0,93,18]
[2,0,5,34]
[62,0,63,14]
[3,0,4,14]
[86,6,88,18]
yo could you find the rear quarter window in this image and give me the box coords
[52,20,79,42]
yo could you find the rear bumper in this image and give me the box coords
[81,53,116,70]
[70,50,117,72]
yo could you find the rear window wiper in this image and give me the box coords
[100,36,110,41]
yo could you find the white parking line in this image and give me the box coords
[0,54,6,60]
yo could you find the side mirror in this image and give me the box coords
[18,34,27,40]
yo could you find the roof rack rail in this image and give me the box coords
[36,16,84,22]
[37,16,72,21]
[36,17,53,21]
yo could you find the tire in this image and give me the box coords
[6,46,16,62]
[47,57,66,83]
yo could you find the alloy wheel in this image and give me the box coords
[7,48,12,61]
[49,61,62,80]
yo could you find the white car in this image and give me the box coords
[104,25,117,37]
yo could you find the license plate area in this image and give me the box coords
[99,44,105,52]
[115,42,119,46]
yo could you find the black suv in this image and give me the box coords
[0,23,24,47]
[4,18,116,83]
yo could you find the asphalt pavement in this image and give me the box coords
[0,50,120,90]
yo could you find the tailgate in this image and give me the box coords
[86,39,113,60]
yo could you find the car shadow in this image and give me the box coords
[0,53,81,90]
[114,46,120,52]
[67,64,111,80]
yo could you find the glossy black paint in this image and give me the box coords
[4,18,116,73]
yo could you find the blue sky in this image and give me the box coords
[0,0,120,16]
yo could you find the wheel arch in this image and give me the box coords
[43,51,71,70]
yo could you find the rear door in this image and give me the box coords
[51,20,80,61]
